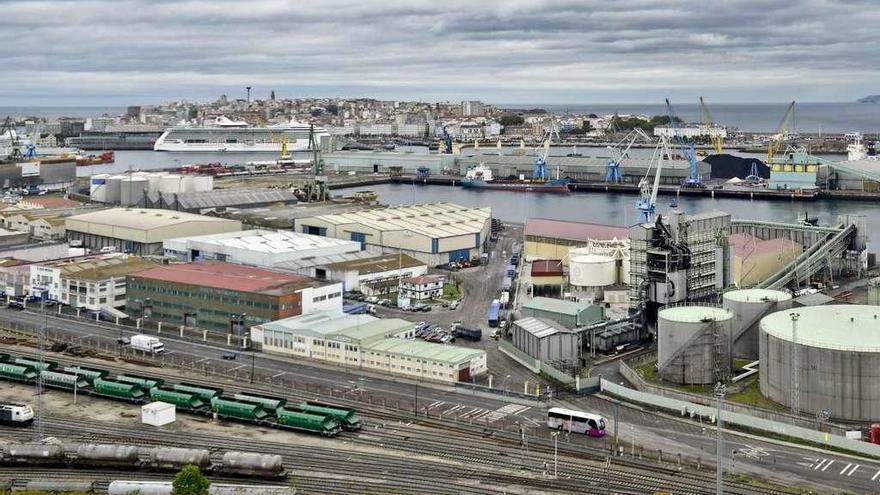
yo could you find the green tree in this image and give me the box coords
[498,113,525,127]
[172,465,210,495]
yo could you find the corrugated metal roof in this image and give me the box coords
[525,218,629,242]
[522,296,592,316]
[66,208,238,231]
[131,260,320,294]
[514,317,564,338]
[172,229,358,253]
[175,188,297,210]
[365,338,484,365]
[323,253,425,274]
[272,251,378,271]
[333,319,413,341]
[306,202,490,238]
[531,260,564,276]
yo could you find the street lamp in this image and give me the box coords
[551,431,559,478]
[714,382,727,495]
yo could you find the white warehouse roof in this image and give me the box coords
[164,229,362,265]
[303,202,490,238]
[65,208,241,244]
[514,317,567,338]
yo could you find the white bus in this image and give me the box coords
[547,407,607,437]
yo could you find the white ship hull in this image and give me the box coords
[154,138,313,152]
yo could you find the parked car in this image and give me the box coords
[221,353,238,360]
[7,300,25,310]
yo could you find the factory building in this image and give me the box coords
[126,261,341,333]
[398,275,445,301]
[511,317,579,365]
[722,289,792,359]
[320,254,427,295]
[524,218,628,263]
[567,243,630,302]
[0,160,75,192]
[520,297,604,329]
[529,260,564,296]
[2,213,66,240]
[89,172,213,206]
[294,202,490,267]
[657,305,734,385]
[163,229,362,266]
[767,149,819,192]
[760,305,880,421]
[28,253,159,312]
[629,210,731,310]
[65,208,242,256]
[730,233,802,287]
[251,311,487,384]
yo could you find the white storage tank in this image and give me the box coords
[658,305,734,385]
[569,254,617,287]
[146,172,166,195]
[120,177,149,206]
[104,175,124,204]
[159,174,183,194]
[620,257,631,286]
[180,174,195,193]
[722,289,792,359]
[89,174,110,203]
[193,175,213,192]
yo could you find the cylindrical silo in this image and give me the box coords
[180,175,195,193]
[146,172,166,195]
[620,257,630,286]
[722,289,792,359]
[159,174,182,194]
[760,305,880,421]
[89,174,110,203]
[105,175,124,204]
[658,305,734,385]
[569,254,616,287]
[120,177,149,206]
[192,175,213,192]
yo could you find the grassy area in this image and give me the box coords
[733,358,753,370]
[727,378,789,412]
[633,360,713,394]
[442,283,461,300]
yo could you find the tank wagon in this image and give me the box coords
[299,401,361,431]
[74,444,140,467]
[148,447,211,470]
[109,481,295,495]
[219,452,285,478]
[1,443,65,465]
[25,481,95,493]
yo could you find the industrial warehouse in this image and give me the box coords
[293,202,491,267]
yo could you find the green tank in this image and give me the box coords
[62,366,107,384]
[0,363,38,381]
[172,383,221,402]
[233,393,286,412]
[93,378,145,400]
[40,370,88,390]
[116,374,164,389]
[149,387,204,410]
[210,397,268,421]
[14,358,56,371]
[276,408,341,436]
[299,401,362,430]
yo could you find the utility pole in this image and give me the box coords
[715,382,727,495]
[790,312,800,416]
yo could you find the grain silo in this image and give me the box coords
[104,175,124,204]
[722,289,792,359]
[119,176,149,206]
[759,305,880,421]
[658,305,734,385]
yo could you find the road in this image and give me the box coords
[2,307,878,493]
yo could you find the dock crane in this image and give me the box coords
[665,98,701,188]
[0,117,23,162]
[440,126,454,154]
[768,101,796,164]
[533,122,560,180]
[636,136,670,222]
[605,128,651,182]
[699,97,723,154]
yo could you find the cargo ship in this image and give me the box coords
[75,151,115,166]
[460,165,570,193]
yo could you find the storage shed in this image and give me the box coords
[142,401,175,426]
[521,296,604,329]
[511,317,579,364]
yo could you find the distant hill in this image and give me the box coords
[857,95,880,103]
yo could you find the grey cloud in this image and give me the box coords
[0,0,876,105]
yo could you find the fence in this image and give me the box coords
[618,355,847,435]
[498,339,577,386]
[600,379,880,458]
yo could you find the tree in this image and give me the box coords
[172,465,210,495]
[499,113,524,127]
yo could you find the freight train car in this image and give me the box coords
[210,397,269,421]
[173,383,222,402]
[0,362,37,382]
[276,408,341,437]
[14,357,57,371]
[92,378,146,401]
[149,387,205,410]
[298,402,361,431]
[117,374,164,389]
[218,452,285,478]
[62,366,107,384]
[40,370,88,390]
[234,393,286,413]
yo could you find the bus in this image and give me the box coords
[547,407,606,437]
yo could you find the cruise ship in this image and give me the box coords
[153,116,329,152]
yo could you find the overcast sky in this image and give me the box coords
[1,0,877,106]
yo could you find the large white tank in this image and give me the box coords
[104,175,124,204]
[89,174,110,203]
[620,257,631,286]
[722,289,791,359]
[569,254,616,287]
[146,172,166,195]
[120,177,149,206]
[159,174,182,194]
[658,305,734,385]
[192,175,213,192]
[180,175,195,193]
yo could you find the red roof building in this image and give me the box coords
[531,260,564,277]
[525,218,628,242]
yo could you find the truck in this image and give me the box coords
[129,334,165,354]
[488,299,501,327]
[343,302,369,315]
[499,290,510,308]
[453,326,482,342]
[502,276,512,291]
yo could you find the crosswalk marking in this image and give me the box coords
[813,459,828,470]
[840,463,852,475]
[845,464,859,476]
[426,400,444,410]
[872,469,880,481]
[822,460,834,471]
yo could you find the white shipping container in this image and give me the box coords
[142,401,175,426]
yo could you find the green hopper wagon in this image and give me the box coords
[0,363,38,382]
[173,383,221,402]
[14,358,57,371]
[299,401,361,431]
[210,397,268,421]
[93,378,146,400]
[40,370,88,390]
[233,393,286,413]
[276,408,341,437]
[117,374,164,389]
[149,387,204,410]
[62,366,107,384]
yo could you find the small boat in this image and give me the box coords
[75,150,115,166]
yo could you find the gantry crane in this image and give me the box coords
[533,122,560,180]
[636,136,670,222]
[699,97,723,154]
[665,98,701,188]
[768,101,796,164]
[0,117,23,162]
[605,128,652,182]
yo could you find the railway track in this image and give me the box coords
[0,346,796,494]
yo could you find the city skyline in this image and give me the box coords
[2,0,877,105]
